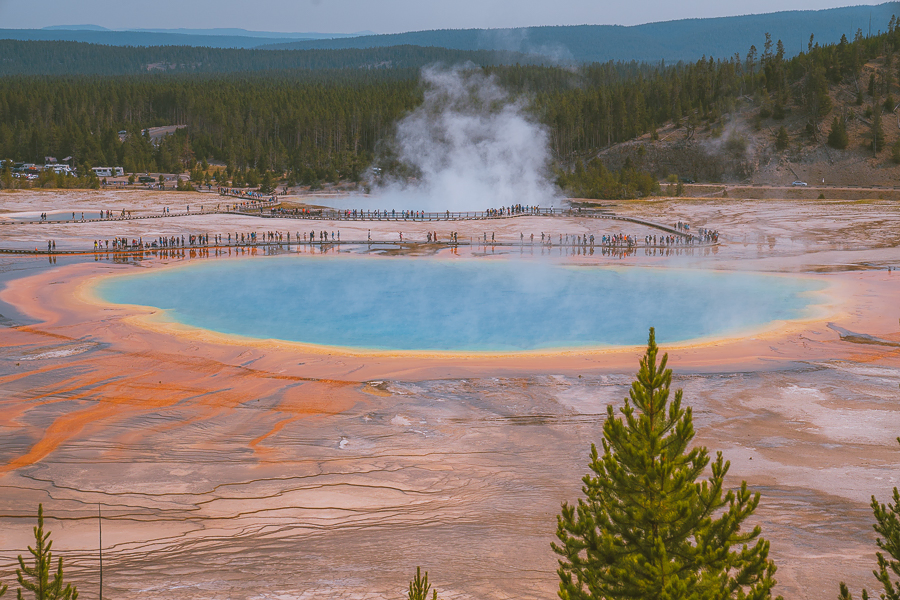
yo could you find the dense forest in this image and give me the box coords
[0,41,538,76]
[2,16,899,197]
[0,72,421,184]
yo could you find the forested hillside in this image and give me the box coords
[0,41,537,76]
[0,73,422,183]
[2,15,900,197]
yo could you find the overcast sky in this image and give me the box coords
[0,0,890,33]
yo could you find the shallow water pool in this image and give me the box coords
[1,210,105,222]
[96,256,826,352]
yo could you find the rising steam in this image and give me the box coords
[373,66,559,211]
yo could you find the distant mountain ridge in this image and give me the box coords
[0,27,372,49]
[3,3,898,62]
[0,29,303,49]
[42,24,110,31]
[124,28,374,39]
[262,3,900,63]
[41,25,374,40]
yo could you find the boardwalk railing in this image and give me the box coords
[231,206,561,221]
[224,206,695,239]
[0,237,714,256]
[2,206,702,241]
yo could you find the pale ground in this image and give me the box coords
[0,189,899,600]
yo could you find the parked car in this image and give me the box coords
[791,181,808,186]
[679,177,696,184]
[138,176,155,183]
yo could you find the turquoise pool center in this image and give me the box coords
[97,256,826,352]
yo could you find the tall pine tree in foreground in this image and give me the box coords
[839,437,900,600]
[16,505,77,600]
[553,328,781,600]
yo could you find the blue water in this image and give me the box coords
[4,210,104,222]
[96,256,825,352]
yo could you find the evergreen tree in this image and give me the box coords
[805,65,832,119]
[259,171,276,195]
[772,102,787,120]
[873,108,886,154]
[891,140,900,164]
[553,329,782,600]
[828,116,850,149]
[775,126,790,150]
[839,438,900,600]
[16,505,78,600]
[1,162,12,190]
[407,567,439,600]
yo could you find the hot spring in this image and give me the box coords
[96,256,827,352]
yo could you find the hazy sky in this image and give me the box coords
[0,0,889,33]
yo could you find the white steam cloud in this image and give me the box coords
[373,66,559,211]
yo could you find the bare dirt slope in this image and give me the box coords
[598,55,900,189]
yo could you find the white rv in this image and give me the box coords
[47,164,74,175]
[92,167,125,177]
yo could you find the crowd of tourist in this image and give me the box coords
[218,188,279,202]
[233,205,552,221]
[485,205,542,217]
[37,210,131,222]
[27,203,723,256]
[50,223,715,254]
[697,227,719,243]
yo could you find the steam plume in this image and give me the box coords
[374,66,559,211]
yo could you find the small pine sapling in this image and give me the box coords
[16,505,78,600]
[407,566,439,600]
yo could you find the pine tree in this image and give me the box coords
[839,437,900,600]
[259,170,275,195]
[553,328,782,600]
[1,162,13,190]
[16,505,78,600]
[828,116,850,150]
[775,126,790,151]
[407,567,438,600]
[873,108,886,154]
